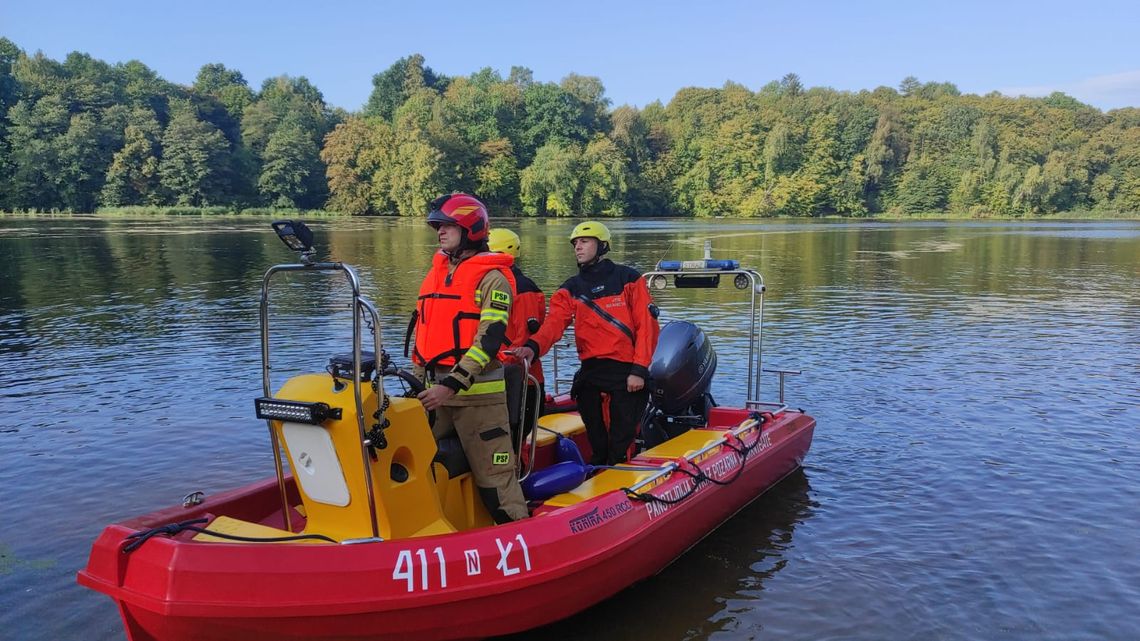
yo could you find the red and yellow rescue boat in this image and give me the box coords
[78,222,814,641]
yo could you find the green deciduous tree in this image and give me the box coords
[520,141,581,216]
[516,82,592,162]
[864,109,908,189]
[363,54,447,121]
[100,109,162,206]
[1,45,1137,218]
[240,75,334,206]
[193,63,253,143]
[322,116,392,215]
[259,119,323,208]
[475,137,519,212]
[892,160,952,213]
[388,115,444,216]
[580,135,629,216]
[4,95,71,209]
[159,105,233,206]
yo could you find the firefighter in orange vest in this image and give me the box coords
[487,228,544,437]
[413,193,527,523]
[514,222,660,465]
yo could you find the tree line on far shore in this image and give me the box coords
[0,38,1137,217]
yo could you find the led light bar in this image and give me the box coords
[255,398,342,425]
[674,274,721,289]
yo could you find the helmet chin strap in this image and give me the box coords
[443,230,469,258]
[577,254,602,269]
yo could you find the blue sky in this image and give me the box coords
[4,0,1139,111]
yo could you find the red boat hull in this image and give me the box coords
[79,409,814,641]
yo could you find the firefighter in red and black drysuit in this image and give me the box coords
[514,222,660,465]
[487,226,544,442]
[412,193,527,523]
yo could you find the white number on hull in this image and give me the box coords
[393,535,530,591]
[495,534,532,576]
[392,546,447,592]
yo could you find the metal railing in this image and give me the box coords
[641,265,766,404]
[514,360,542,481]
[549,339,576,395]
[259,262,385,539]
[761,368,801,404]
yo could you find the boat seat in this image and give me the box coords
[433,436,470,478]
[192,515,325,544]
[504,363,542,452]
[544,467,661,508]
[504,363,525,429]
[636,429,727,462]
[534,412,587,448]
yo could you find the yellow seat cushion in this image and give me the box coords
[544,467,663,507]
[534,412,587,447]
[191,515,325,544]
[637,429,727,461]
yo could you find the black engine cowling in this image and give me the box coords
[648,320,717,413]
[641,321,718,448]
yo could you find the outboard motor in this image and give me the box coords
[640,321,717,448]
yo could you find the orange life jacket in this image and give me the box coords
[413,251,516,369]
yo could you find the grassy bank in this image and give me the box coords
[868,209,1139,221]
[1,206,1137,220]
[0,206,356,217]
[96,206,357,218]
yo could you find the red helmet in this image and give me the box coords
[426,193,490,243]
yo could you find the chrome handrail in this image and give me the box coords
[642,266,765,403]
[518,368,542,482]
[549,339,575,395]
[259,262,384,539]
[512,357,529,460]
[761,368,801,404]
[355,297,386,539]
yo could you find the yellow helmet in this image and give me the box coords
[488,228,521,258]
[569,221,612,244]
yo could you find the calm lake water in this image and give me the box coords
[1,217,1138,640]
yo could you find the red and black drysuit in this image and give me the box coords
[500,266,547,433]
[525,259,660,465]
[502,266,546,386]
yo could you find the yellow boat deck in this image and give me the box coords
[543,428,733,507]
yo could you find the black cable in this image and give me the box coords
[624,483,702,506]
[623,422,764,505]
[122,518,337,553]
[624,463,706,505]
[692,440,750,486]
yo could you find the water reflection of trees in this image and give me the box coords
[5,217,1135,365]
[500,469,815,641]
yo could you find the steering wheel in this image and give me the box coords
[380,365,436,428]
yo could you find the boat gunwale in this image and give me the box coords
[78,411,815,622]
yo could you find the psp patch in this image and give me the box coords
[492,452,511,465]
[490,290,511,310]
